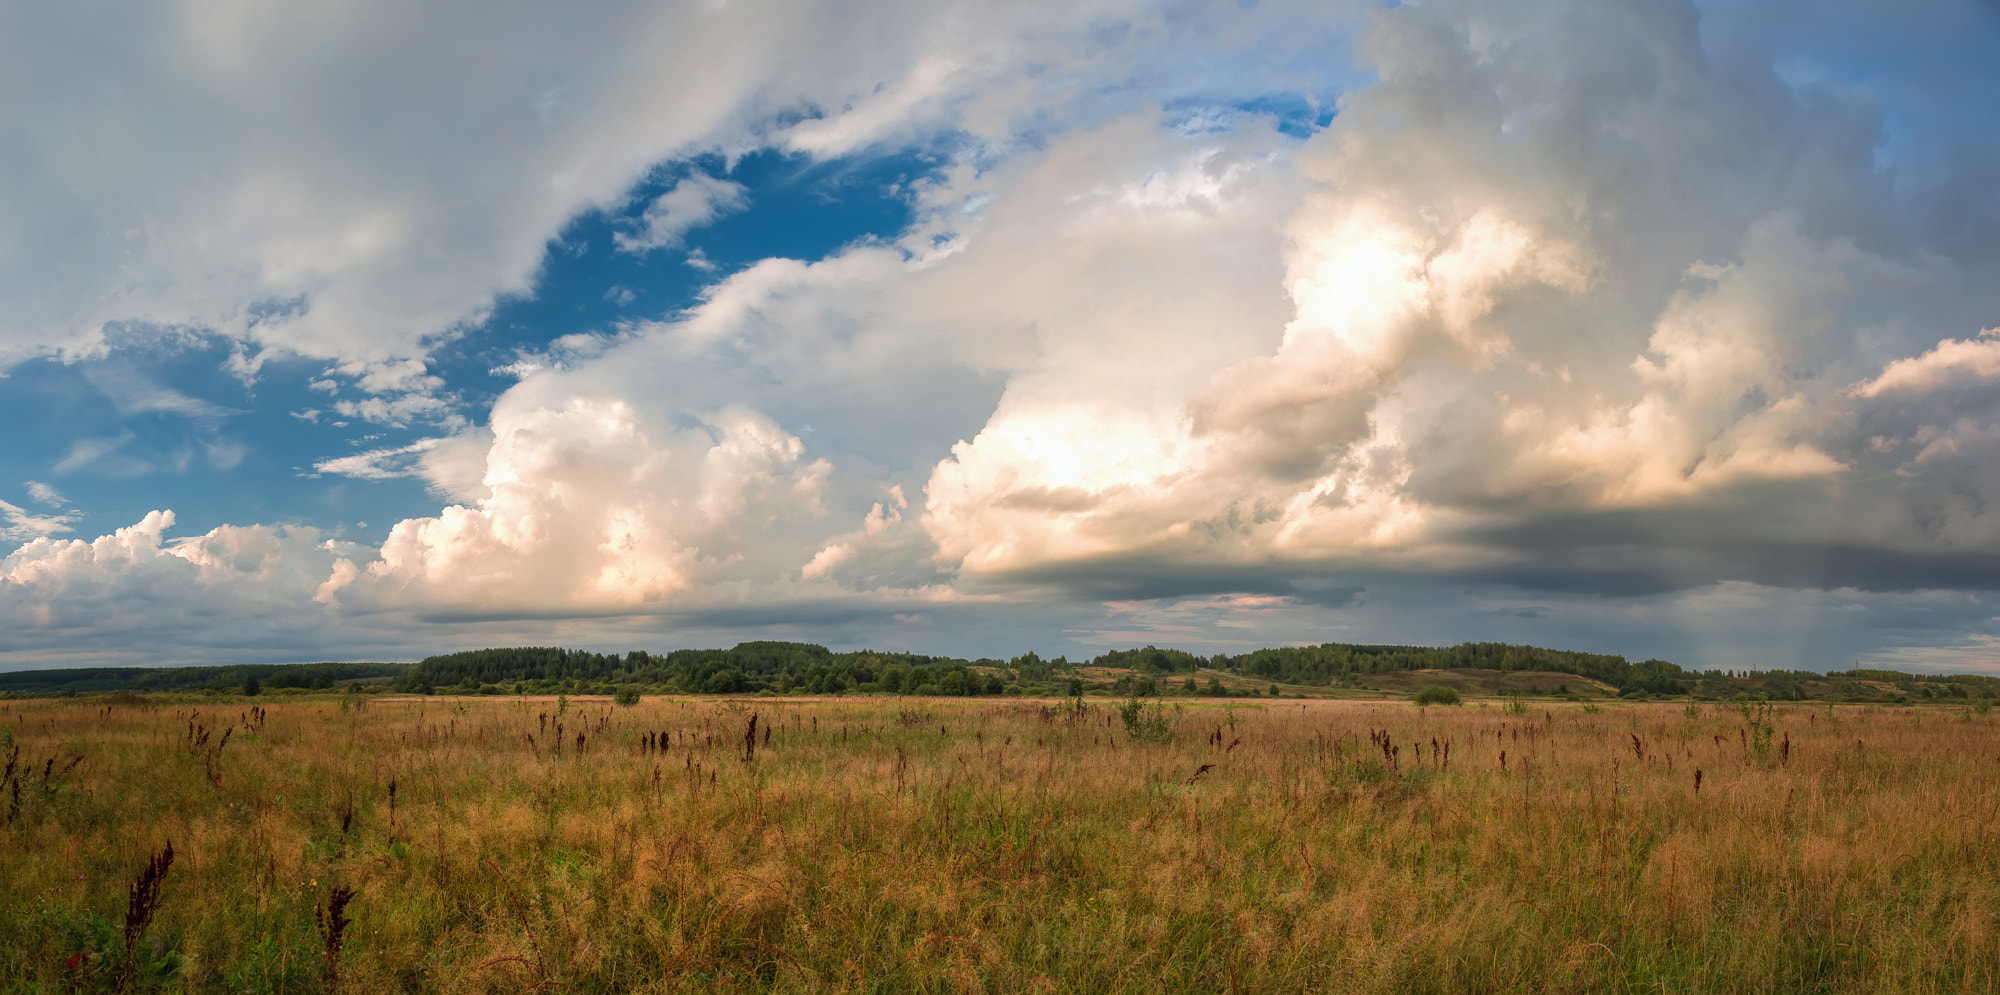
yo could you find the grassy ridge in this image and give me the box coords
[3,693,1998,992]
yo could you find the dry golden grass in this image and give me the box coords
[3,693,1998,993]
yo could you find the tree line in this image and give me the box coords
[401,642,1015,697]
[10,641,1994,701]
[403,639,1714,697]
[0,662,409,696]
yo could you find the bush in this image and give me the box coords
[1117,696,1175,743]
[1413,684,1462,707]
[612,686,641,706]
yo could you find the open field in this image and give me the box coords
[4,694,1999,993]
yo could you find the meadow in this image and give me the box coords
[2,692,1997,993]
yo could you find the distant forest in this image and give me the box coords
[6,640,1995,701]
[396,641,2000,701]
[0,661,408,696]
[402,641,1670,695]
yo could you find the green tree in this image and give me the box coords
[241,674,261,697]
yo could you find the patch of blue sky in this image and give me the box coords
[0,341,436,545]
[1165,92,1338,138]
[1698,0,2000,185]
[423,146,942,410]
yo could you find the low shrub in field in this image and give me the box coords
[612,686,641,706]
[1117,695,1176,742]
[1413,683,1462,706]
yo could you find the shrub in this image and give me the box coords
[612,686,641,706]
[1413,684,1462,707]
[1117,696,1175,743]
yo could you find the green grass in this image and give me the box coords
[1,694,1997,992]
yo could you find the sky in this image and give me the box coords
[4,0,2000,672]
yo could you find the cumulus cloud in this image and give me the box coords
[916,0,2000,598]
[0,511,363,664]
[316,391,838,616]
[1852,329,2000,398]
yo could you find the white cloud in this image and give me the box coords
[52,434,136,476]
[331,393,464,430]
[612,173,750,253]
[1851,328,2000,398]
[0,511,365,665]
[0,499,78,542]
[782,55,965,156]
[316,392,836,615]
[24,482,65,507]
[313,438,444,481]
[315,431,494,502]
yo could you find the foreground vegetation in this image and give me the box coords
[4,691,1998,993]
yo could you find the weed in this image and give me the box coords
[314,884,355,992]
[1741,700,1776,759]
[124,841,173,964]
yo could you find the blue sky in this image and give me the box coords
[4,0,2000,671]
